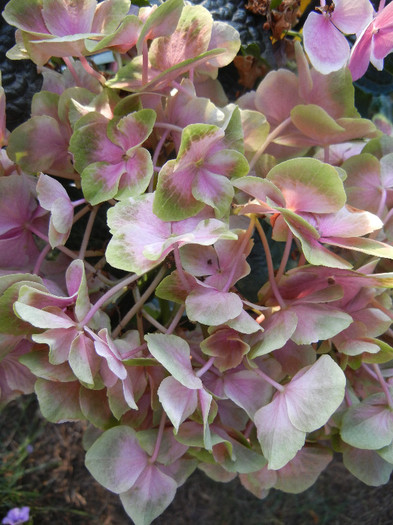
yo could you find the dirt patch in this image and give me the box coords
[1,396,393,525]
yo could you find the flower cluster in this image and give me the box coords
[1,0,393,523]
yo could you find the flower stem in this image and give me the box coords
[79,206,99,260]
[112,266,166,338]
[255,367,285,392]
[196,356,216,378]
[63,56,80,85]
[142,41,149,85]
[132,287,145,344]
[81,272,140,327]
[142,309,167,332]
[249,116,291,171]
[255,219,286,309]
[323,146,330,164]
[274,230,293,284]
[72,198,86,208]
[155,122,184,133]
[373,363,393,409]
[73,205,91,224]
[150,411,167,464]
[33,243,51,276]
[173,244,190,291]
[26,222,113,285]
[166,304,185,335]
[222,216,255,293]
[79,55,106,85]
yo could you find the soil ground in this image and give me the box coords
[1,395,393,525]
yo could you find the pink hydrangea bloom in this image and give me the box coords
[349,1,393,80]
[303,0,373,74]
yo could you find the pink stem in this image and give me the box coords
[274,230,293,283]
[244,419,254,439]
[142,41,149,85]
[79,206,99,260]
[166,305,185,335]
[150,129,170,192]
[222,217,255,293]
[28,222,114,285]
[323,146,330,164]
[63,56,80,85]
[255,367,285,392]
[79,55,106,85]
[112,267,166,338]
[80,272,140,327]
[373,363,393,408]
[255,219,286,309]
[33,243,51,276]
[154,122,183,133]
[72,205,90,224]
[196,356,216,378]
[150,411,167,463]
[173,244,190,291]
[72,198,86,208]
[122,342,147,360]
[249,117,291,170]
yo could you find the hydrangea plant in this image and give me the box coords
[1,0,393,523]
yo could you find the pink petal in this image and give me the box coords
[332,0,373,35]
[303,12,350,74]
[375,1,393,30]
[254,69,300,125]
[42,0,96,37]
[349,25,373,80]
[373,26,393,59]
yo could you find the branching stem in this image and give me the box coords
[26,223,113,285]
[112,267,166,338]
[81,272,140,327]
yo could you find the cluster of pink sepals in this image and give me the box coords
[1,0,393,523]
